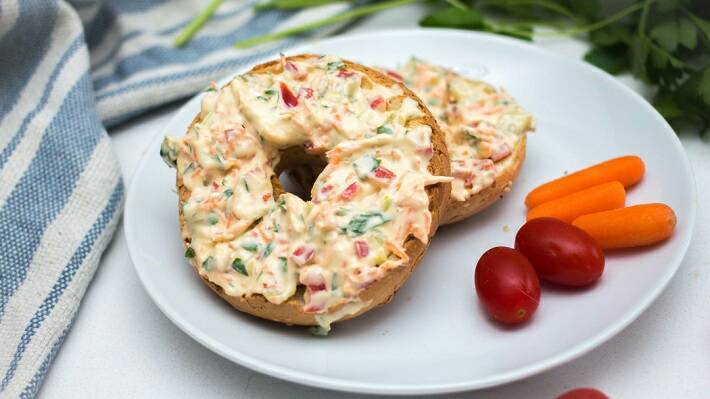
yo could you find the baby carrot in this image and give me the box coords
[525,156,644,209]
[572,203,676,249]
[527,181,625,223]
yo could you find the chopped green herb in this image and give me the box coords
[278,256,288,273]
[376,125,393,135]
[232,258,248,276]
[335,207,349,216]
[243,178,250,192]
[204,86,217,93]
[202,256,215,271]
[223,188,234,198]
[326,61,345,71]
[185,247,195,258]
[263,242,275,258]
[308,325,329,336]
[276,196,287,212]
[331,273,338,291]
[241,242,260,252]
[159,139,178,168]
[343,212,391,236]
[352,155,381,179]
[264,88,277,96]
[381,195,392,211]
[462,127,480,143]
[183,162,195,175]
[207,213,219,225]
[256,95,269,101]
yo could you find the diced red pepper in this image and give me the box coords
[320,184,334,194]
[280,82,298,107]
[309,282,326,292]
[370,96,385,110]
[337,69,355,78]
[354,240,369,258]
[491,143,512,162]
[291,245,315,266]
[464,173,474,188]
[302,269,326,292]
[340,182,359,200]
[304,303,324,313]
[418,146,433,157]
[285,61,298,73]
[373,166,395,179]
[385,70,404,81]
[212,181,219,190]
[299,87,313,99]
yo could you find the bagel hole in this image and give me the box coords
[276,146,326,202]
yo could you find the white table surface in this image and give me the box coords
[39,6,710,398]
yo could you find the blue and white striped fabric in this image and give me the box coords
[0,1,346,397]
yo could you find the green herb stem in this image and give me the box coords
[174,0,225,47]
[637,0,654,37]
[235,0,420,49]
[479,0,579,22]
[256,0,347,10]
[539,1,649,37]
[444,0,469,10]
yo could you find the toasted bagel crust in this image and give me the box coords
[176,55,450,326]
[441,136,526,224]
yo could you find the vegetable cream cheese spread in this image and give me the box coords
[393,58,535,202]
[161,55,449,332]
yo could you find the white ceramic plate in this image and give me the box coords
[125,29,696,395]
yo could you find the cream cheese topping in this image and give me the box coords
[394,58,535,202]
[161,55,449,332]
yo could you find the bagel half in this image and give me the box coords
[394,59,535,225]
[162,54,450,331]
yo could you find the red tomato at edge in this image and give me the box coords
[515,218,605,287]
[557,387,609,399]
[474,247,540,324]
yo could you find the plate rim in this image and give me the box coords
[124,28,697,395]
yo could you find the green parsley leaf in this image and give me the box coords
[202,256,215,271]
[263,242,275,258]
[650,18,680,52]
[232,258,248,276]
[241,242,260,252]
[420,7,485,30]
[207,213,219,225]
[326,61,345,71]
[185,247,195,258]
[376,125,393,135]
[678,17,697,50]
[584,47,630,75]
[343,212,391,236]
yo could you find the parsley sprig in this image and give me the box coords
[174,0,709,133]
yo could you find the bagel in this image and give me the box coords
[160,55,451,333]
[392,59,535,224]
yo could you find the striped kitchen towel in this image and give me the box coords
[0,1,347,397]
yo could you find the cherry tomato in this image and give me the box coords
[557,387,609,399]
[474,247,540,324]
[515,218,604,287]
